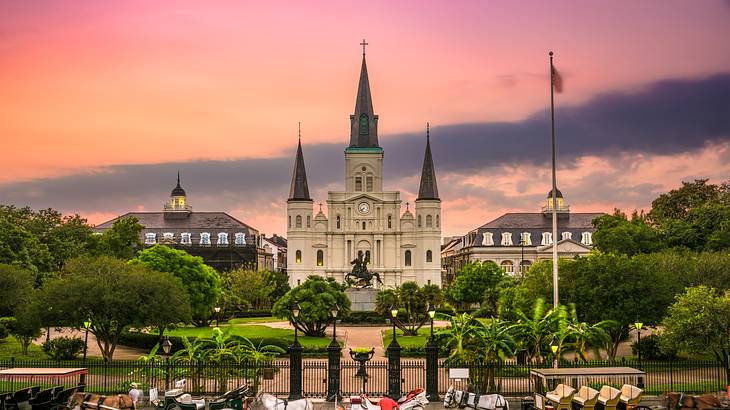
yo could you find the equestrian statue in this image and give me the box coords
[345,253,383,288]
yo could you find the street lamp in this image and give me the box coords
[634,321,643,363]
[390,305,399,341]
[82,319,92,362]
[292,303,301,341]
[161,336,173,390]
[330,304,340,342]
[289,303,303,400]
[214,306,221,327]
[427,304,436,338]
[425,303,439,401]
[387,305,401,398]
[327,303,341,402]
[550,337,559,369]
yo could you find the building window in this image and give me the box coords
[181,232,191,245]
[336,215,341,229]
[217,232,229,246]
[517,232,529,246]
[355,177,363,191]
[501,232,513,246]
[500,260,514,274]
[145,233,156,245]
[306,215,311,228]
[295,215,302,228]
[316,250,324,267]
[426,215,433,228]
[562,232,572,241]
[482,232,494,246]
[541,232,553,246]
[520,260,532,275]
[581,232,593,245]
[359,114,369,135]
[235,232,246,246]
[362,221,366,230]
[163,232,174,241]
[295,250,302,263]
[200,232,211,246]
[366,176,373,192]
[418,215,422,227]
[436,214,440,227]
[405,250,412,266]
[387,215,392,229]
[288,216,291,228]
[365,250,370,261]
[426,250,433,263]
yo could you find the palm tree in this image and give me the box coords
[476,319,516,392]
[565,305,615,361]
[512,299,560,364]
[232,337,286,392]
[436,313,483,363]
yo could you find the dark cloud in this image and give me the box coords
[0,73,728,223]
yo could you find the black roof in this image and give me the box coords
[94,211,258,235]
[465,212,604,247]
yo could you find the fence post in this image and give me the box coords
[387,335,401,399]
[326,338,341,401]
[425,336,439,401]
[289,336,303,400]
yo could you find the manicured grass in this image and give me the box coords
[380,327,443,350]
[164,325,335,348]
[227,317,282,324]
[0,337,49,360]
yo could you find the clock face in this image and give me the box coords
[358,202,370,214]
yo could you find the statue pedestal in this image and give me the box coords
[345,288,379,312]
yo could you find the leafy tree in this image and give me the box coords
[42,256,191,361]
[2,297,44,355]
[447,261,507,314]
[662,202,730,251]
[130,245,220,326]
[660,286,730,380]
[511,298,559,364]
[90,216,144,260]
[271,276,351,337]
[648,179,729,225]
[220,269,276,312]
[267,270,291,300]
[375,281,442,336]
[0,264,35,317]
[592,210,663,255]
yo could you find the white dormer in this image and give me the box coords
[541,232,553,246]
[217,232,229,246]
[501,232,513,246]
[482,232,494,246]
[521,232,532,246]
[581,232,593,245]
[200,232,211,246]
[145,233,157,245]
[234,232,246,246]
[181,232,191,245]
[163,232,174,241]
[562,232,572,241]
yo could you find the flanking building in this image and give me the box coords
[94,174,275,272]
[441,190,604,283]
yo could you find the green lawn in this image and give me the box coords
[380,327,443,350]
[164,324,335,348]
[0,337,48,360]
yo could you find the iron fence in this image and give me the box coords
[0,358,726,398]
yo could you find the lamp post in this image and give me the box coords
[634,321,643,362]
[387,305,402,399]
[289,303,303,400]
[327,304,341,401]
[214,306,221,328]
[550,337,559,369]
[425,304,439,401]
[82,319,92,362]
[161,336,172,390]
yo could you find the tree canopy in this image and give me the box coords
[220,269,277,311]
[447,260,508,314]
[90,216,144,260]
[375,281,442,335]
[130,245,220,326]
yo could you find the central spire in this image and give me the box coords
[289,123,311,201]
[349,39,379,148]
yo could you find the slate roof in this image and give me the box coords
[171,172,186,196]
[349,54,379,148]
[267,234,287,248]
[417,126,439,201]
[288,138,311,201]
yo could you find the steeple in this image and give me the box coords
[288,123,311,201]
[417,123,439,201]
[349,39,379,148]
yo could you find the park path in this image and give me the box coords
[33,328,147,360]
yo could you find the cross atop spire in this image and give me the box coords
[360,39,368,56]
[298,121,301,141]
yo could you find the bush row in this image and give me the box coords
[340,311,386,324]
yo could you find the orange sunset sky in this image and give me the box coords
[1,1,730,237]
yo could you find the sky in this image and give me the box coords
[1,1,729,237]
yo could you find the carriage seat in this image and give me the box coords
[546,384,576,410]
[573,387,599,410]
[619,385,642,407]
[597,386,621,410]
[177,394,205,410]
[164,389,184,397]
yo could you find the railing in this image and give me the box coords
[0,358,726,398]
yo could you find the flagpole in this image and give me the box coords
[549,50,559,309]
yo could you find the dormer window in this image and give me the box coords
[521,232,532,246]
[200,232,211,246]
[482,232,494,246]
[581,232,593,245]
[163,232,174,241]
[501,232,513,246]
[359,114,369,135]
[145,233,156,245]
[217,233,229,246]
[235,233,246,246]
[541,232,553,246]
[562,232,572,241]
[181,232,191,245]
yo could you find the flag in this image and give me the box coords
[552,65,563,93]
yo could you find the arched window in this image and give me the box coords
[500,260,514,274]
[336,215,341,229]
[417,215,422,227]
[366,176,373,192]
[355,177,363,191]
[436,215,440,227]
[306,215,311,228]
[387,215,392,229]
[217,232,229,246]
[200,232,211,246]
[426,250,433,263]
[295,215,302,228]
[359,114,369,135]
[145,233,156,245]
[426,215,433,227]
[316,250,324,267]
[234,233,246,246]
[405,250,412,266]
[295,250,302,263]
[520,260,532,275]
[365,250,371,261]
[362,221,366,230]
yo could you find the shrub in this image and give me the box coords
[0,323,8,340]
[42,337,86,360]
[631,334,675,360]
[341,311,386,324]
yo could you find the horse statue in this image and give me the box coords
[345,253,383,288]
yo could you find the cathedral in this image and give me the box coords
[286,48,442,288]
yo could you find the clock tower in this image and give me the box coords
[286,44,442,288]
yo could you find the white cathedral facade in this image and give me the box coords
[286,50,442,288]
